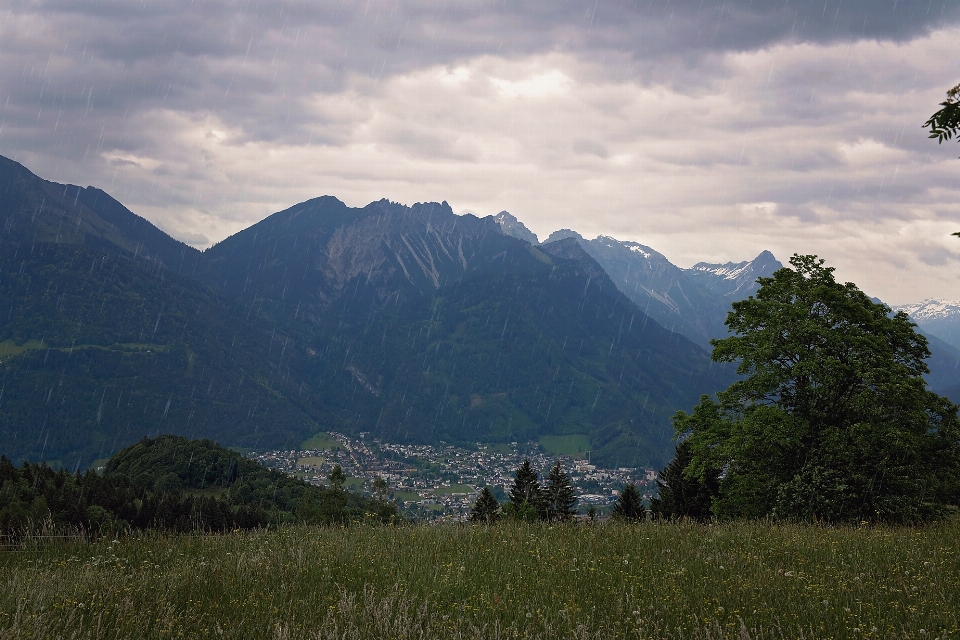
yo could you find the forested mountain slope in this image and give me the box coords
[0,158,318,468]
[0,156,200,272]
[0,156,730,469]
[195,199,731,467]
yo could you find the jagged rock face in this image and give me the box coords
[199,197,511,318]
[537,232,733,349]
[543,228,582,244]
[685,250,782,301]
[573,236,731,348]
[494,211,539,245]
[200,200,729,467]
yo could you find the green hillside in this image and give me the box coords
[0,240,318,468]
[0,435,395,535]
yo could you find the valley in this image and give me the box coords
[249,431,656,520]
[2,153,959,473]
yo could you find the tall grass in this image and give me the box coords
[1,519,957,639]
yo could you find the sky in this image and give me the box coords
[1,0,959,304]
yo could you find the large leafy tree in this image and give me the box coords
[675,255,960,523]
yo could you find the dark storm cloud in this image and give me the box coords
[2,0,955,159]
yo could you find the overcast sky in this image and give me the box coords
[1,0,959,304]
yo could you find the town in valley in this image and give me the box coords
[249,432,657,520]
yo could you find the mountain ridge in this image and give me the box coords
[0,156,730,468]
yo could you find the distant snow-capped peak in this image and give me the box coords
[594,235,654,259]
[689,250,779,282]
[690,261,752,281]
[892,299,960,322]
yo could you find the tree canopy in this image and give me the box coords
[924,83,960,149]
[1,436,397,537]
[674,255,960,523]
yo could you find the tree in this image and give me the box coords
[541,461,577,522]
[372,475,389,504]
[470,487,501,524]
[649,440,719,521]
[924,83,960,151]
[924,83,960,238]
[505,459,542,520]
[328,465,346,491]
[674,255,960,523]
[324,464,348,523]
[611,483,643,521]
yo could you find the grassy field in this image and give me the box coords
[0,339,166,363]
[539,434,591,457]
[0,339,46,358]
[1,520,957,639]
[300,432,344,451]
[483,443,514,455]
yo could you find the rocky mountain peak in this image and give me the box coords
[493,211,539,245]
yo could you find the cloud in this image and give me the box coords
[0,2,958,303]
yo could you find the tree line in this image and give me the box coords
[467,455,697,524]
[0,435,397,539]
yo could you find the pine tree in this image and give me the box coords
[541,461,577,522]
[324,464,348,523]
[611,482,644,521]
[470,487,501,524]
[506,459,541,521]
[649,439,718,521]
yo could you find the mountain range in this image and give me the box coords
[497,214,960,397]
[893,299,960,351]
[1,155,958,471]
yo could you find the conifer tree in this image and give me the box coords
[505,459,541,521]
[541,461,577,521]
[649,440,718,521]
[611,482,644,521]
[470,486,501,524]
[324,464,348,522]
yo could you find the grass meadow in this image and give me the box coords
[1,519,957,639]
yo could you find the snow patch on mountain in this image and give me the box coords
[892,299,960,322]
